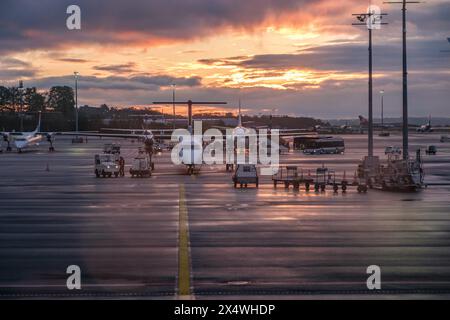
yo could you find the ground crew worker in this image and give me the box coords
[119,157,125,177]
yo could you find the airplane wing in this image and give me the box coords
[59,132,144,139]
[100,128,175,133]
[58,131,173,140]
[211,124,313,133]
[38,131,68,136]
[210,125,232,131]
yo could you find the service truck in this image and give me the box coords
[94,154,120,178]
[103,143,121,155]
[130,155,153,178]
[232,164,259,188]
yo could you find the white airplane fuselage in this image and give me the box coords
[9,132,44,151]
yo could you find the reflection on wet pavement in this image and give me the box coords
[0,134,449,298]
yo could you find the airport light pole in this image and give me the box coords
[74,72,79,134]
[385,0,421,160]
[352,8,388,159]
[270,108,279,131]
[172,83,176,129]
[380,90,385,130]
[18,80,24,132]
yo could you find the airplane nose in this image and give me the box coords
[14,141,26,150]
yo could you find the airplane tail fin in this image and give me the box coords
[35,111,42,133]
[238,98,242,127]
[359,115,368,126]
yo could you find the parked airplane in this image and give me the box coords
[60,128,169,155]
[358,115,394,129]
[1,112,56,153]
[358,115,433,133]
[417,116,433,133]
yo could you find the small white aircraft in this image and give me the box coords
[1,112,56,153]
[417,116,433,133]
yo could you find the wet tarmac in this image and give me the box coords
[0,134,450,299]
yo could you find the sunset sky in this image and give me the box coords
[0,0,449,118]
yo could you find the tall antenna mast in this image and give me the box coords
[384,0,421,160]
[238,89,243,127]
[352,5,388,159]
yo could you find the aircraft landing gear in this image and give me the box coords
[187,165,196,175]
[48,136,55,152]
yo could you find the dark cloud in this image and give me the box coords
[56,58,91,63]
[199,38,449,73]
[24,74,202,91]
[0,69,37,80]
[93,63,138,74]
[0,57,37,80]
[407,1,450,36]
[0,0,322,53]
[0,1,448,117]
[0,57,31,68]
[199,56,249,66]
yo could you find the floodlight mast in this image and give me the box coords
[352,9,388,159]
[153,100,227,133]
[384,0,421,160]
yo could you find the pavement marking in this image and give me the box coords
[178,184,193,298]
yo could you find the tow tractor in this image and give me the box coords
[233,164,259,188]
[425,146,437,155]
[94,154,120,178]
[359,150,424,192]
[72,137,85,144]
[103,143,121,155]
[130,154,153,178]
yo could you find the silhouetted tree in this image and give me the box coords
[0,86,10,111]
[24,87,46,112]
[0,87,21,111]
[99,104,110,113]
[46,86,74,115]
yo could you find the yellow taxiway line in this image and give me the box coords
[178,184,192,298]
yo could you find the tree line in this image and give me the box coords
[1,85,324,131]
[0,85,75,115]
